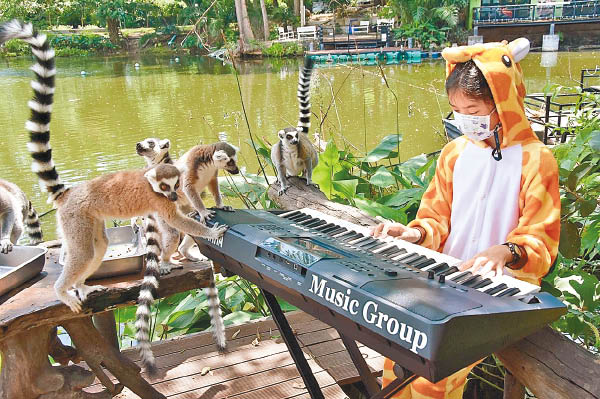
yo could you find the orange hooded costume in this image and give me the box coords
[381,38,561,398]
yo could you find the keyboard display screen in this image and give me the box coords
[261,237,346,267]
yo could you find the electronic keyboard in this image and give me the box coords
[194,208,566,382]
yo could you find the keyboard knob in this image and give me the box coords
[428,271,435,280]
[385,269,398,277]
[438,274,446,283]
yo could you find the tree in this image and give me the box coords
[259,0,269,40]
[234,0,254,51]
[96,1,126,45]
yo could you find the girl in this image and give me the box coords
[371,38,561,398]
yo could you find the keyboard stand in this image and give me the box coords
[262,289,325,399]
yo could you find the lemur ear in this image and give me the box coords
[296,127,303,133]
[227,142,239,153]
[144,168,157,183]
[213,150,229,162]
[508,38,530,63]
[278,130,285,139]
[159,139,170,149]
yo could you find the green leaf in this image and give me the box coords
[167,309,198,329]
[579,198,597,217]
[383,188,426,207]
[370,167,396,188]
[567,163,593,190]
[332,179,358,201]
[222,311,263,326]
[559,221,581,259]
[354,198,407,224]
[321,140,340,165]
[363,134,402,162]
[589,130,600,152]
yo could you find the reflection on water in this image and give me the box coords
[1,51,598,239]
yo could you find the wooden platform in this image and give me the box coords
[89,311,384,398]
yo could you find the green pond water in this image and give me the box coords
[0,51,598,239]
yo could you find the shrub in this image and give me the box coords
[262,41,303,58]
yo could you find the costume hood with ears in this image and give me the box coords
[442,38,539,148]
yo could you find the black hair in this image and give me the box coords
[445,60,494,103]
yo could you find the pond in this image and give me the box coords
[0,51,598,239]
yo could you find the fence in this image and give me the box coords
[473,0,600,25]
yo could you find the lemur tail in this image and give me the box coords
[25,201,43,244]
[297,56,315,134]
[135,214,161,377]
[206,264,226,350]
[0,20,66,204]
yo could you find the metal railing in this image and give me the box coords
[318,23,389,49]
[473,0,600,25]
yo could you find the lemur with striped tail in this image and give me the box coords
[136,138,228,358]
[0,179,43,253]
[0,21,227,376]
[271,57,318,195]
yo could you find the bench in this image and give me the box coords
[297,26,317,40]
[351,20,370,34]
[86,310,384,398]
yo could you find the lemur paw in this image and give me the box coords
[278,187,289,196]
[217,205,234,211]
[61,291,83,313]
[159,261,172,275]
[209,223,228,239]
[179,247,206,262]
[0,239,13,254]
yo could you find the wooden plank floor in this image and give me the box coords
[89,311,384,398]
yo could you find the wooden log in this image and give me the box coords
[62,317,164,399]
[269,185,600,399]
[92,311,119,349]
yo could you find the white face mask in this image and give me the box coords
[453,108,497,141]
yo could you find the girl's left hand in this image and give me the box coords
[459,244,513,278]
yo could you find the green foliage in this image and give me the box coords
[393,21,449,48]
[0,39,30,57]
[262,41,304,58]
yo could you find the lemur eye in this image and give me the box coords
[286,135,293,140]
[149,142,155,148]
[174,182,179,190]
[159,183,168,191]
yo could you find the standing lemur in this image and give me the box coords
[0,20,227,375]
[0,179,43,253]
[271,57,318,195]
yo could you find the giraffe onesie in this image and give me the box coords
[381,38,561,398]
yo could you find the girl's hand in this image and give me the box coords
[369,222,421,243]
[459,244,513,278]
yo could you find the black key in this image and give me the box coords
[411,257,436,269]
[325,226,347,235]
[450,271,472,283]
[462,275,484,287]
[292,214,312,222]
[306,220,327,228]
[396,253,421,263]
[315,223,336,231]
[299,217,318,225]
[472,278,493,289]
[343,233,364,242]
[336,231,356,239]
[369,242,389,252]
[282,211,301,219]
[288,212,308,221]
[484,283,508,295]
[496,287,521,297]
[361,240,384,250]
[350,236,372,245]
[378,245,400,256]
[381,247,408,258]
[438,266,459,276]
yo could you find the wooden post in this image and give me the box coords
[92,311,120,349]
[503,372,525,399]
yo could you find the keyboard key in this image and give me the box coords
[411,258,436,269]
[462,275,484,287]
[450,271,472,283]
[282,210,300,219]
[396,253,422,263]
[326,227,347,235]
[369,242,390,252]
[471,278,493,289]
[484,283,508,295]
[496,287,521,297]
[438,266,459,276]
[306,220,327,228]
[315,223,336,231]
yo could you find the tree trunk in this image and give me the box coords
[273,0,279,7]
[234,0,255,53]
[260,0,270,40]
[106,17,121,45]
[294,0,302,16]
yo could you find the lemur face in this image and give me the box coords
[144,164,181,202]
[278,127,302,146]
[212,143,240,175]
[136,138,170,162]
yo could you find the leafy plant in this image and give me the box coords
[262,41,303,58]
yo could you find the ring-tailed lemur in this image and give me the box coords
[271,57,318,195]
[0,179,43,252]
[136,138,227,360]
[0,19,227,375]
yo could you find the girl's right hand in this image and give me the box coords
[369,223,422,243]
